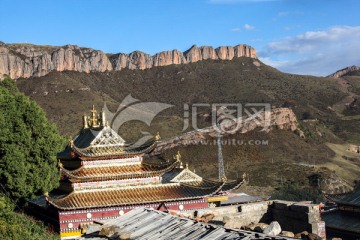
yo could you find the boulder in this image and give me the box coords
[254,223,269,233]
[223,217,244,229]
[201,213,215,222]
[295,231,308,238]
[263,221,281,236]
[245,222,268,231]
[99,225,118,237]
[281,231,295,238]
[119,233,132,239]
[303,233,323,240]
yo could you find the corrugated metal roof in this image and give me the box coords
[80,207,296,240]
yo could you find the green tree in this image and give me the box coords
[0,78,65,204]
[0,195,58,239]
[271,181,324,203]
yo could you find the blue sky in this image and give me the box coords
[1,0,359,76]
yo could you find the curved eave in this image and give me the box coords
[46,181,224,210]
[71,141,157,159]
[60,160,179,181]
[219,178,245,193]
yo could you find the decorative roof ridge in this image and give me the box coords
[60,159,180,180]
[71,140,157,158]
[71,176,162,188]
[89,126,126,147]
[170,167,203,183]
[142,159,178,167]
[79,182,183,194]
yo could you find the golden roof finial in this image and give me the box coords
[58,160,63,168]
[69,136,74,147]
[185,162,189,169]
[83,113,88,129]
[90,105,98,127]
[155,132,161,141]
[173,151,183,168]
[173,151,181,162]
[105,121,109,127]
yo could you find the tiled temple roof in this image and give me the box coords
[327,186,360,207]
[57,126,157,160]
[61,160,179,182]
[47,182,225,210]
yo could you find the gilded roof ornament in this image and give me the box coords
[58,160,63,168]
[83,113,88,129]
[173,151,181,161]
[90,105,98,127]
[155,132,161,141]
[173,151,183,168]
[69,136,74,147]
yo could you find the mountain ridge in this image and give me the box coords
[0,42,257,79]
[328,65,360,78]
[15,56,360,194]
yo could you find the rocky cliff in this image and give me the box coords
[328,65,360,78]
[152,107,304,155]
[0,42,257,79]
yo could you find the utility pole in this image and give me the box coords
[217,122,226,181]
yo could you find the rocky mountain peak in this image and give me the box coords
[0,42,258,79]
[328,65,360,78]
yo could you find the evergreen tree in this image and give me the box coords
[0,78,65,204]
[0,195,58,239]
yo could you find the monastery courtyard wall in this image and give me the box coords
[173,200,326,239]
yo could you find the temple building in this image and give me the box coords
[323,186,360,239]
[28,106,244,239]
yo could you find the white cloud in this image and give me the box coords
[260,57,289,68]
[261,26,360,76]
[231,28,241,32]
[243,24,255,30]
